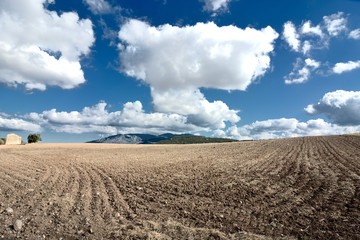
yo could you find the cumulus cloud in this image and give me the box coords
[323,12,347,37]
[285,58,320,84]
[333,60,360,74]
[110,101,205,133]
[27,101,206,135]
[151,89,240,129]
[349,29,360,39]
[0,115,41,132]
[200,0,231,12]
[281,13,360,84]
[214,118,360,140]
[119,20,278,92]
[0,0,95,90]
[282,12,349,57]
[118,19,278,128]
[283,20,325,54]
[283,21,301,52]
[27,101,110,126]
[300,21,323,37]
[83,0,113,14]
[305,90,360,126]
[299,21,323,54]
[302,40,312,55]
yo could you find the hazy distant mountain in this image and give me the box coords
[87,133,191,144]
[156,135,239,144]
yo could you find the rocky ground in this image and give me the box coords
[0,135,359,239]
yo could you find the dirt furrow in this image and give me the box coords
[0,154,38,184]
[83,166,104,222]
[79,165,117,231]
[243,146,280,174]
[0,177,17,198]
[73,164,92,218]
[320,137,359,180]
[258,141,299,179]
[343,135,360,150]
[0,152,45,174]
[292,137,357,239]
[0,172,27,191]
[326,136,360,173]
[92,167,134,217]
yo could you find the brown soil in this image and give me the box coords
[0,135,359,239]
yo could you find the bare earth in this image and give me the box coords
[0,135,359,239]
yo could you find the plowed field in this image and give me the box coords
[0,135,359,239]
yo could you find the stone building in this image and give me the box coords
[5,134,22,145]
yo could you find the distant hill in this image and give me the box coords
[348,133,360,136]
[87,133,192,144]
[156,135,239,144]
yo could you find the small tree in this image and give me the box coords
[0,138,5,145]
[28,134,42,143]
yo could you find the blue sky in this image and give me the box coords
[1,0,360,143]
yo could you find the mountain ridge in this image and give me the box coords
[87,133,191,144]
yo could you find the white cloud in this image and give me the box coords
[0,0,95,90]
[0,116,41,132]
[300,21,323,37]
[55,125,117,135]
[119,20,278,92]
[83,0,113,14]
[27,101,110,125]
[211,129,227,138]
[333,60,360,74]
[151,89,240,129]
[349,29,360,39]
[302,40,312,55]
[214,118,360,140]
[299,22,323,54]
[281,13,360,84]
[323,12,347,37]
[27,101,207,135]
[285,58,320,84]
[283,21,301,52]
[201,0,231,11]
[110,101,205,133]
[0,112,11,118]
[282,12,348,57]
[305,58,321,68]
[118,20,278,128]
[305,90,360,126]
